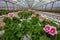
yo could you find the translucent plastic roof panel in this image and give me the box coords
[17,0,29,8]
[7,2,14,8]
[53,1,60,7]
[0,0,58,10]
[0,1,6,8]
[32,0,42,9]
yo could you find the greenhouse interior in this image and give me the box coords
[0,0,60,40]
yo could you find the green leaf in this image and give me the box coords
[16,32,23,38]
[40,35,50,40]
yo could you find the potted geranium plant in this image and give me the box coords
[0,11,60,40]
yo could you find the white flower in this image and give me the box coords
[28,18,31,20]
[18,24,21,27]
[20,19,23,21]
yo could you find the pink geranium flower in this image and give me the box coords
[39,14,44,18]
[49,26,57,36]
[43,25,57,36]
[31,14,35,18]
[8,13,15,17]
[43,25,51,32]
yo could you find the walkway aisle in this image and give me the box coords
[38,11,60,24]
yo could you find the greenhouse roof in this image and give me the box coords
[0,0,59,10]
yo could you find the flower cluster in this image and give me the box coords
[31,14,43,18]
[2,11,59,40]
[39,14,44,18]
[43,25,57,36]
[8,13,15,17]
[31,14,35,18]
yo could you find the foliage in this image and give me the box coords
[0,17,23,40]
[18,11,34,19]
[0,10,18,15]
[0,27,3,31]
[0,11,60,40]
